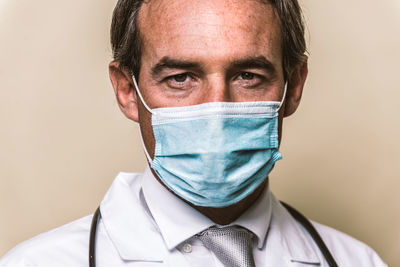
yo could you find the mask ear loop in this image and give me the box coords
[132,75,155,115]
[132,75,154,164]
[138,124,153,164]
[277,82,288,112]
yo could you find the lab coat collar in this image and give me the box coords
[268,194,321,265]
[100,172,166,262]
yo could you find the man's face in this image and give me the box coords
[136,0,286,157]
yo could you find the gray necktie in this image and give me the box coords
[197,226,256,267]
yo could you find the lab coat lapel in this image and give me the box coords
[267,194,321,266]
[100,172,167,262]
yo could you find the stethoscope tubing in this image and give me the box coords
[89,207,101,267]
[280,202,338,267]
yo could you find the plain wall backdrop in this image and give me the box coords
[0,0,399,265]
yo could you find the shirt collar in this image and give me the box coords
[142,166,214,250]
[232,180,272,249]
[142,166,271,250]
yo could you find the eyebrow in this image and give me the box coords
[151,57,201,77]
[150,55,277,78]
[229,56,277,76]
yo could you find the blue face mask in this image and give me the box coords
[133,76,286,208]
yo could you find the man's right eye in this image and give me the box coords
[164,73,197,90]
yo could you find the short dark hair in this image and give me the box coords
[110,0,307,78]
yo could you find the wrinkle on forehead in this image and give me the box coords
[139,0,279,38]
[138,0,282,68]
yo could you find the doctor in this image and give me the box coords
[0,0,387,266]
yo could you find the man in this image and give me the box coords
[0,0,387,266]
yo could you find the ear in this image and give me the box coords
[283,60,308,117]
[109,61,139,122]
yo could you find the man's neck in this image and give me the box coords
[150,167,267,225]
[192,180,267,225]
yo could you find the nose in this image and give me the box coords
[201,75,232,103]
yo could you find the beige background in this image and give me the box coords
[0,0,399,265]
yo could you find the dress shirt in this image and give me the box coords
[141,166,272,266]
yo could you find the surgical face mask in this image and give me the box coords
[133,76,286,207]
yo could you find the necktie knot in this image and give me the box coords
[197,226,256,267]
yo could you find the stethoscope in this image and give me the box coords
[88,202,338,267]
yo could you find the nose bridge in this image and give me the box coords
[203,74,231,103]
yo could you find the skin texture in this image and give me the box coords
[109,0,308,225]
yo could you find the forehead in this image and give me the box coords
[138,0,282,63]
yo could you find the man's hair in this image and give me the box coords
[110,0,307,78]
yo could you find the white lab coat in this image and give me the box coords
[0,171,387,267]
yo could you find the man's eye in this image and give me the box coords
[164,73,198,90]
[239,72,255,80]
[233,72,266,89]
[172,73,188,83]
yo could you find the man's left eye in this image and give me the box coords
[239,72,255,80]
[233,71,266,89]
[172,73,189,83]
